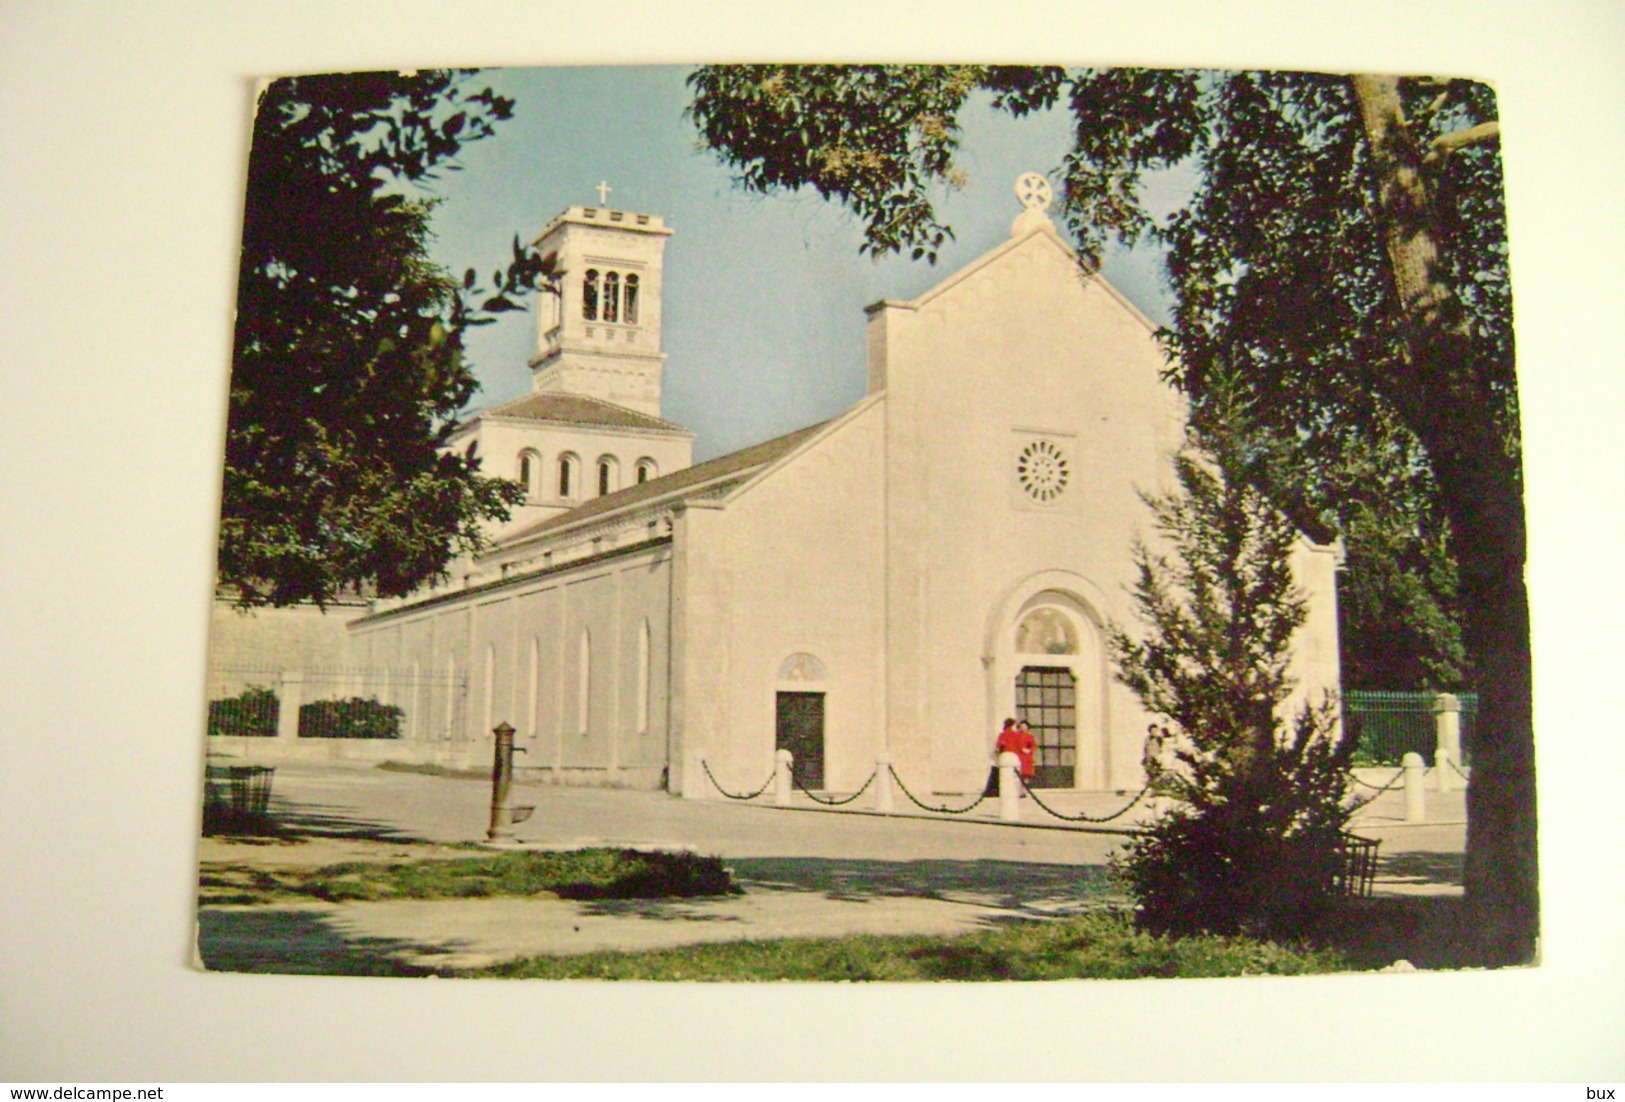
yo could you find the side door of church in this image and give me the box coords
[774,691,825,790]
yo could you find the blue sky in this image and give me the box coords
[422,65,1180,461]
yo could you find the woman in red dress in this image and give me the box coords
[995,718,1038,786]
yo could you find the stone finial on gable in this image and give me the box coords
[1012,172,1060,239]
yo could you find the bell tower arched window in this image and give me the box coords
[603,272,620,323]
[624,274,640,324]
[582,269,599,320]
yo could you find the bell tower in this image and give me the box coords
[530,194,673,417]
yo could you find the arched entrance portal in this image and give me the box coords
[1014,605,1080,787]
[989,586,1107,789]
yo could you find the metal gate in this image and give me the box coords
[1016,666,1076,788]
[775,691,825,789]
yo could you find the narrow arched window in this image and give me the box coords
[635,458,657,484]
[637,619,651,734]
[597,455,618,497]
[518,449,541,499]
[577,629,591,735]
[445,654,458,742]
[527,636,541,740]
[558,453,579,499]
[624,274,640,324]
[482,643,496,736]
[603,271,620,323]
[582,269,599,320]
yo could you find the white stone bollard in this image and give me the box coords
[1402,751,1426,824]
[874,752,894,815]
[682,748,706,801]
[1434,693,1462,793]
[998,751,1021,822]
[774,748,793,807]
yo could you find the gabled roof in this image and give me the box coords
[476,392,690,434]
[865,220,1163,336]
[495,419,830,548]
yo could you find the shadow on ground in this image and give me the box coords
[1377,850,1464,890]
[571,898,746,923]
[728,856,1122,913]
[204,799,434,845]
[196,908,458,976]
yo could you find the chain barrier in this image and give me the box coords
[886,765,992,815]
[1344,766,1406,812]
[791,769,879,806]
[700,758,776,801]
[1346,767,1406,792]
[1446,756,1473,783]
[1017,772,1157,824]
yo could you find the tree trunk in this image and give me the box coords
[1350,74,1538,965]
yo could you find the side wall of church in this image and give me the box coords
[671,401,887,795]
[348,544,673,785]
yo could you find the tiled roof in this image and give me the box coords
[478,392,689,433]
[497,420,830,547]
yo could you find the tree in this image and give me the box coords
[1109,426,1355,939]
[687,65,1534,963]
[222,70,552,608]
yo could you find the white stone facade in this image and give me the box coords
[346,192,1345,795]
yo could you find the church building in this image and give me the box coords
[344,176,1345,798]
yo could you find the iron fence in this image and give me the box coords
[206,664,470,742]
[1344,690,1477,765]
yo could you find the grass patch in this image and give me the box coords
[199,847,740,906]
[468,911,1348,982]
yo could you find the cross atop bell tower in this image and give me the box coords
[529,201,673,417]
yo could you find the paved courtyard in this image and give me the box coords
[195,760,1466,973]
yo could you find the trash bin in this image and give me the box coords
[1334,833,1381,898]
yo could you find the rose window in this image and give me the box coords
[1017,440,1070,503]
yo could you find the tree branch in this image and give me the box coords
[1427,120,1500,163]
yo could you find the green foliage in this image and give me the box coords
[296,696,404,739]
[309,847,737,902]
[1108,431,1357,938]
[207,686,279,738]
[474,911,1348,981]
[221,70,554,608]
[200,848,739,905]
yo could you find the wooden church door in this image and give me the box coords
[774,691,825,789]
